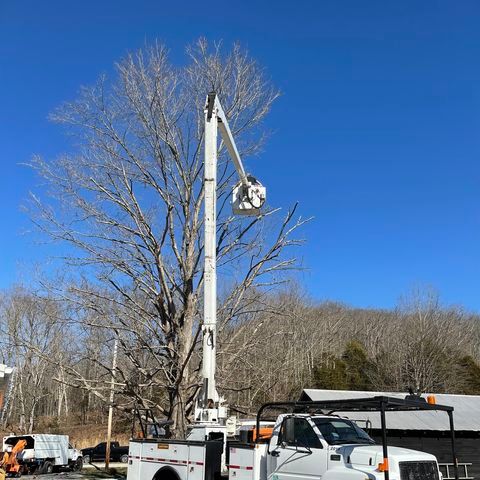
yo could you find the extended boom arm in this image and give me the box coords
[195,92,266,424]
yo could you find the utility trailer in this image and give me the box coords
[3,434,83,474]
[127,395,460,480]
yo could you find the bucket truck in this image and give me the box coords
[127,90,266,478]
[125,94,457,480]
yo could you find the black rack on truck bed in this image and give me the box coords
[255,396,459,480]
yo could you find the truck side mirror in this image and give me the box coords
[284,418,295,445]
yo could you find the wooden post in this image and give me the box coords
[105,338,118,470]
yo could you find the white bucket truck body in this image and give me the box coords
[126,96,458,480]
[127,396,453,480]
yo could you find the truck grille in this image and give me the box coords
[399,461,439,480]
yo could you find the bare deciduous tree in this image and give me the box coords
[29,39,305,435]
[0,287,68,432]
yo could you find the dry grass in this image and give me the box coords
[59,424,130,449]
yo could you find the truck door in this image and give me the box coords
[270,417,327,480]
[94,443,106,461]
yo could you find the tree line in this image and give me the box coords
[1,285,480,435]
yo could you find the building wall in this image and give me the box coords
[371,431,480,479]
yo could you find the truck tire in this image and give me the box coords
[120,454,129,463]
[72,457,83,471]
[40,461,54,475]
[83,455,91,465]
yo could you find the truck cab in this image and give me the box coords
[81,441,129,464]
[83,442,117,462]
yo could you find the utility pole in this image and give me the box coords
[105,338,118,470]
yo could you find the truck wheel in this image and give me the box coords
[72,458,83,471]
[120,454,129,463]
[83,455,91,465]
[40,461,54,475]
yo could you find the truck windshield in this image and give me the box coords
[313,418,375,445]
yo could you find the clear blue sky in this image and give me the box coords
[1,0,480,310]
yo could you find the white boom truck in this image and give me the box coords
[127,395,460,480]
[3,434,83,474]
[125,93,460,480]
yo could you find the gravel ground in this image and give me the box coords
[21,465,127,480]
[82,463,125,470]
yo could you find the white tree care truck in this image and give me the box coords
[126,94,461,480]
[3,434,83,474]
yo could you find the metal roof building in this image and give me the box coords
[300,389,480,431]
